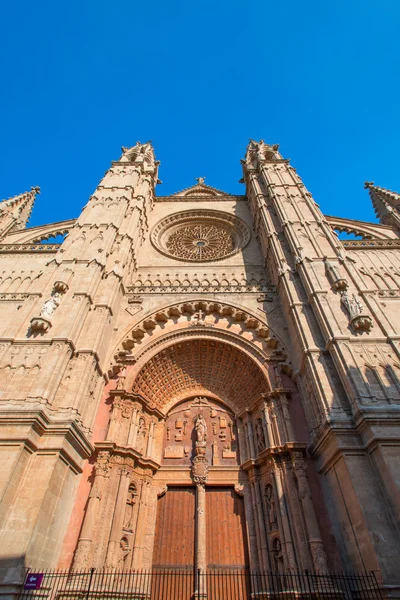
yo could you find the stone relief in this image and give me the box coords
[167,224,235,261]
[162,397,239,467]
[150,209,250,263]
[340,290,373,332]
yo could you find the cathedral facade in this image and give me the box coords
[0,141,399,595]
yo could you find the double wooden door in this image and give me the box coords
[152,486,249,598]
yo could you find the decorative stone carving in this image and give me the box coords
[188,309,214,328]
[340,291,373,332]
[53,280,69,293]
[325,259,348,291]
[30,316,52,332]
[151,210,251,262]
[265,483,278,531]
[40,292,61,318]
[192,411,209,485]
[195,413,207,443]
[166,223,234,261]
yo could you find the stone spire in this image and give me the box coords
[364,181,400,227]
[0,186,40,238]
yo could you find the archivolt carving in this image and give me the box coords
[151,210,251,262]
[115,299,284,359]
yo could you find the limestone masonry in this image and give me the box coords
[0,141,399,596]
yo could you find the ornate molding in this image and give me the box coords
[0,243,61,253]
[342,238,400,250]
[150,209,251,262]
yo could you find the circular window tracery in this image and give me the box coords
[151,210,251,262]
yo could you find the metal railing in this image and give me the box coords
[19,568,383,600]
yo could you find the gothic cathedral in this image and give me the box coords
[0,142,399,595]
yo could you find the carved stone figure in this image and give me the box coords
[123,484,136,531]
[256,418,265,452]
[266,483,278,531]
[195,413,207,442]
[340,291,363,320]
[40,293,61,318]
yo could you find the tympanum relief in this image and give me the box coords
[162,397,239,466]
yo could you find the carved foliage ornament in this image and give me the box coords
[151,210,251,262]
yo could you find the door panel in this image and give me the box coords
[153,486,195,568]
[206,487,249,567]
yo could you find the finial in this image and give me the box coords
[364,181,374,189]
[195,177,206,185]
[31,186,40,194]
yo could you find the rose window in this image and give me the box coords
[151,210,251,262]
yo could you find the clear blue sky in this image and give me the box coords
[0,0,399,229]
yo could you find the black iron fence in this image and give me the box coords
[19,568,383,600]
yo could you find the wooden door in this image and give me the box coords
[153,486,195,567]
[206,487,250,600]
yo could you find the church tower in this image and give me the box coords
[0,142,399,597]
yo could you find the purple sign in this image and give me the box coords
[24,574,44,590]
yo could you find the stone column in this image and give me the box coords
[292,455,328,572]
[74,451,110,568]
[272,464,297,571]
[132,478,151,569]
[250,473,270,571]
[242,483,260,571]
[196,484,207,574]
[105,468,131,567]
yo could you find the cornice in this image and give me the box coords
[342,238,400,250]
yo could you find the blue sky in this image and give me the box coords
[0,0,399,229]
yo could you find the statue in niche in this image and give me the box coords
[265,484,278,531]
[117,537,130,569]
[123,484,136,531]
[340,291,363,320]
[256,418,266,452]
[272,538,284,574]
[136,417,146,454]
[40,293,61,319]
[195,413,207,442]
[116,367,126,390]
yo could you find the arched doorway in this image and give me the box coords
[151,396,249,572]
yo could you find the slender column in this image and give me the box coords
[132,479,151,568]
[105,469,131,567]
[292,455,328,571]
[243,483,260,571]
[74,451,110,568]
[272,464,297,570]
[196,484,207,573]
[252,475,270,570]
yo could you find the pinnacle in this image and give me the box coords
[0,186,40,231]
[364,181,400,224]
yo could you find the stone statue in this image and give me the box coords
[340,291,363,320]
[40,293,61,319]
[195,413,207,442]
